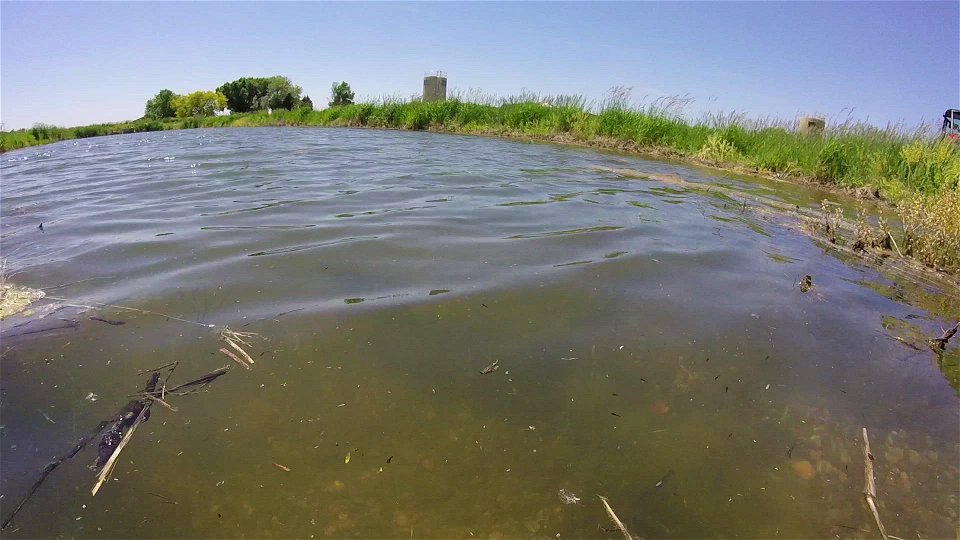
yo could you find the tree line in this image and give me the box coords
[144,77,355,119]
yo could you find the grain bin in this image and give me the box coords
[798,116,825,136]
[423,73,447,102]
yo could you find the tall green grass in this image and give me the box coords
[1,119,171,152]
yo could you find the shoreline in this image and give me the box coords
[0,121,897,203]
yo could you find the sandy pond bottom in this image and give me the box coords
[0,128,957,538]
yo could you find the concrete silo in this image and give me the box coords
[797,116,826,136]
[423,72,447,102]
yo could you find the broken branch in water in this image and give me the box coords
[139,365,231,397]
[220,327,259,367]
[96,374,160,472]
[220,347,252,370]
[862,428,890,540]
[1,420,110,529]
[3,361,229,524]
[144,394,178,412]
[931,321,959,351]
[137,361,178,375]
[598,495,633,540]
[92,402,150,496]
[89,316,125,326]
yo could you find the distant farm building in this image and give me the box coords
[423,72,447,102]
[797,116,826,135]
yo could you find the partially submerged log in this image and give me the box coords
[95,373,159,471]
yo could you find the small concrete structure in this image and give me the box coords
[423,74,447,102]
[798,116,825,136]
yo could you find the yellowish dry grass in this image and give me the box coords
[900,191,960,272]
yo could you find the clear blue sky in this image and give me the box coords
[1,1,958,130]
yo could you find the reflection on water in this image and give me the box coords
[1,128,957,538]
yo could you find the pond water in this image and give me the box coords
[1,128,957,538]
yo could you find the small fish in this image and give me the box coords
[273,462,291,472]
[344,452,351,464]
[558,489,580,505]
[479,360,500,374]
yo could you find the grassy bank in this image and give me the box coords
[0,119,179,152]
[3,94,958,270]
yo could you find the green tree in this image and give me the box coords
[260,76,302,110]
[299,95,314,110]
[145,89,178,119]
[172,91,228,118]
[329,82,355,107]
[216,76,301,112]
[217,77,269,113]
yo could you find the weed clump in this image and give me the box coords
[853,204,894,252]
[899,191,960,272]
[816,200,846,245]
[697,133,740,163]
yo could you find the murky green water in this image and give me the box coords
[1,128,957,538]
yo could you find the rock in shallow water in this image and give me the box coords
[791,460,817,480]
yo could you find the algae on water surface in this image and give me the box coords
[0,283,45,320]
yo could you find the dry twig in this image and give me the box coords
[145,395,178,412]
[220,347,252,370]
[598,495,633,540]
[220,327,259,367]
[862,428,889,540]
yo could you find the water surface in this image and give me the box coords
[1,128,957,538]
